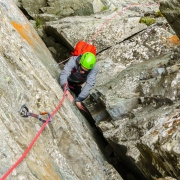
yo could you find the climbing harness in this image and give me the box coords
[19,104,52,123]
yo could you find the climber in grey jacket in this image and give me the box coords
[60,52,98,111]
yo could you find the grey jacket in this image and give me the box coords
[60,56,98,102]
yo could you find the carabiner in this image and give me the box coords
[19,104,52,123]
[19,104,29,117]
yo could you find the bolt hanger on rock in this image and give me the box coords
[19,104,52,123]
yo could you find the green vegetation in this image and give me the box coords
[114,7,118,11]
[102,6,108,11]
[35,17,42,28]
[139,17,156,26]
[55,11,60,16]
[155,10,163,17]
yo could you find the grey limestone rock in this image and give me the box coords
[0,0,122,179]
[8,0,180,179]
[160,0,180,39]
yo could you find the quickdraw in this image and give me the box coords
[19,104,52,123]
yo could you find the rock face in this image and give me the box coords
[85,4,180,180]
[44,0,161,53]
[45,15,147,53]
[42,0,180,180]
[160,0,180,39]
[90,53,180,179]
[0,0,122,180]
[18,0,105,21]
[5,0,180,180]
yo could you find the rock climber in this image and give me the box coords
[60,52,98,111]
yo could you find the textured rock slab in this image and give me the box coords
[160,0,180,38]
[92,52,180,179]
[0,0,122,179]
[21,0,47,15]
[19,0,105,20]
[45,15,147,53]
[95,23,173,87]
[85,21,180,180]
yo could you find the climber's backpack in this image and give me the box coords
[71,41,96,56]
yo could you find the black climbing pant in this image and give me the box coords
[68,81,82,97]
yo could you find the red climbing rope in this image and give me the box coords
[0,83,68,180]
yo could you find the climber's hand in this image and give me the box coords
[75,102,86,112]
[66,90,74,102]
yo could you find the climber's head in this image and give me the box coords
[80,52,96,71]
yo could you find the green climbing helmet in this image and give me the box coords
[80,52,96,70]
